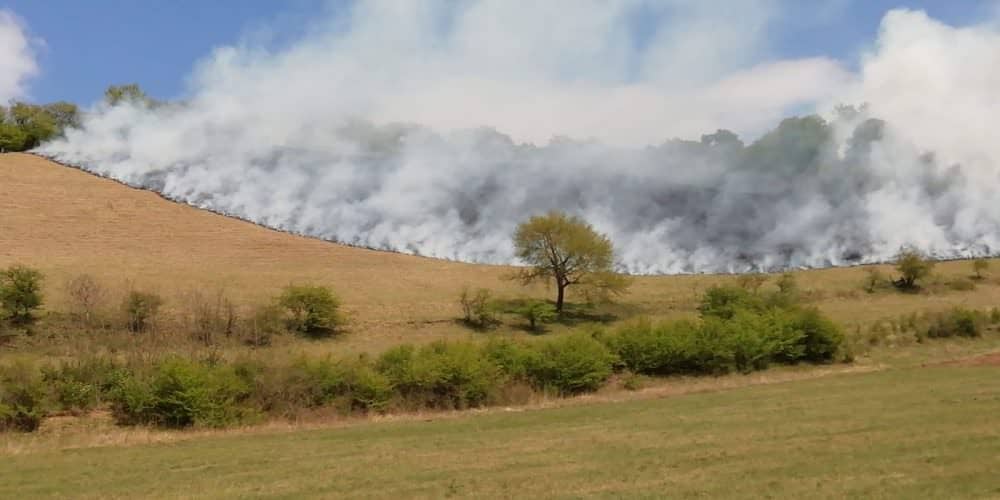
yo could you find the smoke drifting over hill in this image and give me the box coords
[37,4,1000,273]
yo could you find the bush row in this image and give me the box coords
[610,286,842,376]
[0,332,616,431]
[0,265,343,346]
[2,286,852,432]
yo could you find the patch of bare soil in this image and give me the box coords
[932,352,1000,367]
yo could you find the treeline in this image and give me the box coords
[0,101,79,152]
[0,83,157,152]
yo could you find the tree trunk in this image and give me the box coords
[556,283,566,312]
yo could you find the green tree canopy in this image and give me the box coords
[104,83,156,107]
[513,211,629,312]
[894,248,934,289]
[0,265,44,324]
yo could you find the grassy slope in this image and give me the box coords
[2,365,998,499]
[4,152,1000,357]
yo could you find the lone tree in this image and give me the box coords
[0,265,44,324]
[894,248,934,290]
[513,211,629,312]
[279,285,342,337]
[972,258,989,280]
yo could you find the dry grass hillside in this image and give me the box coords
[2,152,1000,353]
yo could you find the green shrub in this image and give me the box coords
[926,308,982,339]
[458,287,500,329]
[108,375,156,426]
[279,285,342,337]
[278,357,349,409]
[0,265,44,324]
[109,358,254,428]
[0,363,48,432]
[511,299,557,332]
[705,313,773,373]
[609,303,842,376]
[123,290,163,333]
[894,248,934,290]
[608,319,701,376]
[529,333,615,394]
[344,362,393,413]
[379,341,501,409]
[243,304,286,346]
[698,286,763,319]
[770,272,800,307]
[376,345,416,388]
[973,259,989,280]
[482,337,539,381]
[785,308,844,362]
[40,357,123,414]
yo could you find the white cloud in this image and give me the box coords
[0,10,38,102]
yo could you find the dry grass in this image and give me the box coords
[3,151,1000,358]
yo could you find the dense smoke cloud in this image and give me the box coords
[37,4,1000,273]
[0,10,38,102]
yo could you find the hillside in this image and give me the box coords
[0,152,529,348]
[4,152,1000,353]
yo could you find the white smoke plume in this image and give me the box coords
[0,9,38,102]
[37,3,1000,273]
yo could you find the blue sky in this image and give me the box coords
[3,0,992,105]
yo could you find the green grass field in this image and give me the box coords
[3,364,998,499]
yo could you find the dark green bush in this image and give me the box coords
[785,307,844,362]
[123,290,163,333]
[378,341,501,409]
[510,299,557,332]
[344,362,393,413]
[483,337,540,381]
[698,286,763,320]
[278,357,349,409]
[529,332,615,394]
[609,300,842,377]
[608,319,701,375]
[279,285,342,337]
[926,308,982,338]
[894,248,934,290]
[109,358,254,428]
[40,357,123,414]
[0,265,44,324]
[704,313,771,373]
[0,363,48,432]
